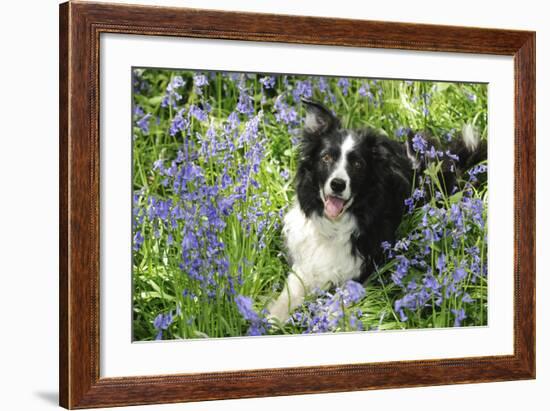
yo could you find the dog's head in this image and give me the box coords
[297,99,371,220]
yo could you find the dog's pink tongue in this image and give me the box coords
[325,196,345,219]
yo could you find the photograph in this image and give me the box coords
[131,68,488,341]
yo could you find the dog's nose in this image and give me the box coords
[330,178,346,193]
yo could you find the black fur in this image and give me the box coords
[297,100,413,283]
[295,100,484,283]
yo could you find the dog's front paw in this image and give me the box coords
[266,301,290,325]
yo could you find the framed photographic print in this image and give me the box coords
[59,1,535,408]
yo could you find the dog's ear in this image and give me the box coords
[301,99,340,136]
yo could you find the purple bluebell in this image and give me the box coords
[452,266,467,283]
[337,78,350,96]
[412,188,425,201]
[153,311,174,340]
[468,164,488,182]
[436,254,446,274]
[341,280,366,305]
[445,150,460,161]
[461,293,474,303]
[404,197,414,213]
[452,308,467,327]
[395,126,410,139]
[161,76,185,108]
[259,76,276,89]
[412,134,427,153]
[136,113,152,134]
[235,295,257,321]
[358,83,369,97]
[235,295,269,336]
[193,73,208,95]
[189,105,208,122]
[466,91,477,102]
[133,231,144,251]
[292,80,313,102]
[391,255,410,286]
[236,86,255,116]
[170,108,189,136]
[274,95,298,126]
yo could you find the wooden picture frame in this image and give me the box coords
[59,1,535,408]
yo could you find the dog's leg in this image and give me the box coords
[268,271,307,323]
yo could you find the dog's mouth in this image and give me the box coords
[324,195,352,220]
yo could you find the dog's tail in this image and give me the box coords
[450,124,487,174]
[405,124,487,192]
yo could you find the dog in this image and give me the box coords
[267,99,484,322]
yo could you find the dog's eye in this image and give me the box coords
[322,154,333,163]
[353,160,362,169]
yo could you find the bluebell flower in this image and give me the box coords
[136,113,152,134]
[423,275,439,290]
[466,91,477,102]
[153,311,174,340]
[452,266,467,283]
[182,230,198,252]
[412,134,427,153]
[193,73,208,95]
[170,108,189,136]
[236,86,255,116]
[436,254,446,274]
[391,255,410,286]
[426,145,443,159]
[395,126,410,139]
[292,80,313,102]
[235,295,258,321]
[452,308,467,327]
[412,188,425,200]
[468,164,488,182]
[291,281,365,333]
[404,197,414,213]
[341,280,366,304]
[450,204,463,228]
[395,238,410,252]
[337,78,350,96]
[444,129,456,142]
[189,105,208,122]
[316,76,328,93]
[218,196,236,216]
[349,313,364,331]
[235,295,269,336]
[259,76,276,89]
[461,293,474,303]
[133,105,144,117]
[381,241,391,252]
[445,150,460,161]
[397,309,408,322]
[226,111,240,132]
[161,76,185,108]
[133,231,144,251]
[274,95,298,126]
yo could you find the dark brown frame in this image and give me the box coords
[59,1,536,409]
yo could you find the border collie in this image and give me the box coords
[267,99,484,322]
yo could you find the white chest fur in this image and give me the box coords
[268,201,363,321]
[282,201,362,289]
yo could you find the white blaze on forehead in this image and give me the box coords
[324,134,355,200]
[333,134,355,180]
